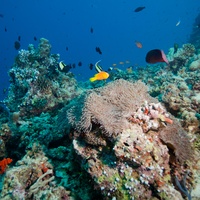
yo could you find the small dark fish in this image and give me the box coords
[72,63,76,68]
[173,43,179,54]
[18,35,21,41]
[89,63,94,70]
[33,36,37,41]
[78,61,82,66]
[0,14,4,18]
[145,49,168,64]
[5,27,7,32]
[134,6,145,12]
[95,47,102,55]
[14,41,21,50]
[66,46,68,51]
[90,27,93,33]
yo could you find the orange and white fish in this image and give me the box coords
[89,71,109,82]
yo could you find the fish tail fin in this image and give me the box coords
[89,77,96,82]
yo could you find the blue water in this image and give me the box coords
[0,0,199,100]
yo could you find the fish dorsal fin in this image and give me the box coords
[95,60,103,73]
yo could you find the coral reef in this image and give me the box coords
[0,144,73,199]
[59,79,194,199]
[167,43,196,73]
[110,43,200,136]
[1,37,200,199]
[0,123,12,159]
[4,38,81,116]
[189,12,200,51]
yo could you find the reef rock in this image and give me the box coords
[63,79,194,199]
[0,144,73,200]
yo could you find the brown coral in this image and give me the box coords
[159,121,193,164]
[67,79,157,138]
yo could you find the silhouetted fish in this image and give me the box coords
[0,14,4,18]
[134,6,145,12]
[90,27,93,33]
[95,47,102,54]
[66,46,68,51]
[34,36,37,41]
[18,36,21,41]
[145,49,168,64]
[78,61,82,66]
[89,63,94,70]
[5,27,7,32]
[14,41,21,50]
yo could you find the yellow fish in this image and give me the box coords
[89,71,109,82]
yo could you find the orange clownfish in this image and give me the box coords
[89,71,109,82]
